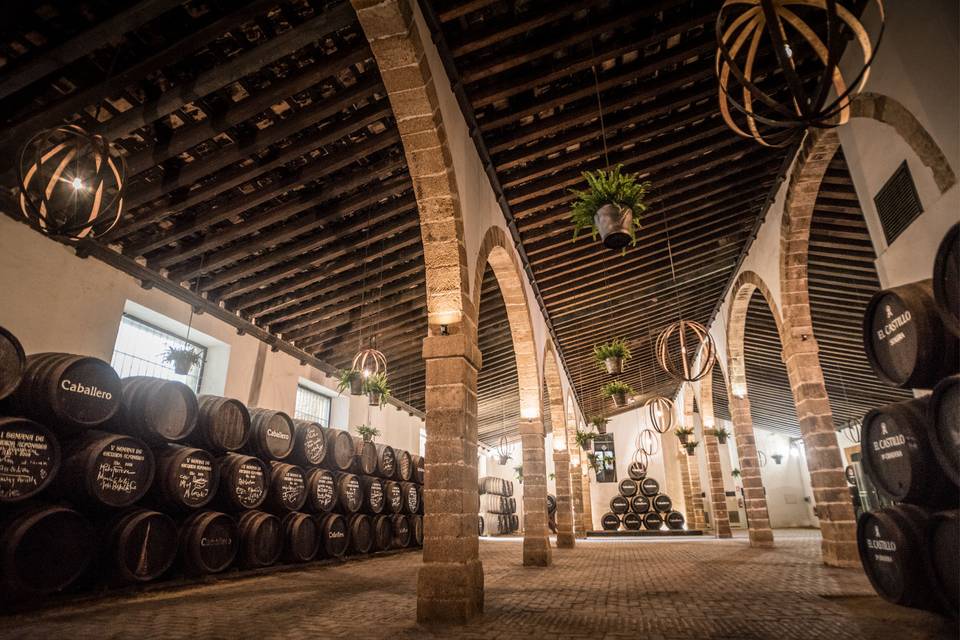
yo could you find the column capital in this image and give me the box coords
[423,333,481,368]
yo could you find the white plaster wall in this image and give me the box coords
[753,428,816,528]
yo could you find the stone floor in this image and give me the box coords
[1,530,954,639]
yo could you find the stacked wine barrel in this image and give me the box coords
[478,476,519,536]
[600,473,686,532]
[0,327,424,603]
[857,223,959,617]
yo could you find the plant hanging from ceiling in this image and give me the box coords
[570,164,651,251]
[364,371,391,408]
[575,428,596,452]
[163,345,201,376]
[601,380,634,408]
[731,468,741,479]
[588,415,609,435]
[586,451,601,473]
[593,337,631,375]
[674,426,694,444]
[336,369,365,396]
[706,426,730,445]
[684,440,700,456]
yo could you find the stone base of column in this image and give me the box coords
[556,532,575,548]
[522,536,552,566]
[821,534,860,568]
[748,528,775,548]
[417,559,485,623]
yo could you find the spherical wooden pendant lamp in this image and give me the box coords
[637,428,660,456]
[644,396,675,435]
[716,0,885,147]
[352,336,387,378]
[18,124,125,240]
[655,319,716,383]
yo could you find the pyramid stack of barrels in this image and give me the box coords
[0,326,424,603]
[600,466,686,532]
[857,223,958,617]
[478,476,519,535]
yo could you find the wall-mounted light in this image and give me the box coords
[771,453,784,465]
[440,324,448,336]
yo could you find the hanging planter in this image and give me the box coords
[644,396,675,434]
[586,452,601,474]
[569,164,650,252]
[589,416,609,435]
[336,369,364,396]
[771,453,784,465]
[601,380,634,409]
[364,372,390,408]
[355,425,380,443]
[674,426,694,445]
[593,338,631,375]
[162,346,201,376]
[684,440,700,456]
[731,468,741,480]
[575,428,596,452]
[706,427,730,445]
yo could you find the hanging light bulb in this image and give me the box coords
[644,396,675,434]
[352,336,386,378]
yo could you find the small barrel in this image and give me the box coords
[480,493,512,514]
[928,375,959,487]
[610,495,629,514]
[237,510,282,568]
[510,514,518,532]
[112,377,197,444]
[371,515,392,551]
[546,494,557,515]
[653,494,673,513]
[618,478,638,497]
[627,461,647,481]
[0,416,60,503]
[304,467,338,513]
[411,514,423,546]
[179,510,238,575]
[384,480,403,514]
[374,443,396,479]
[334,472,363,513]
[281,512,319,563]
[933,222,959,335]
[289,419,326,467]
[266,462,307,512]
[643,511,663,530]
[862,397,957,507]
[395,449,413,481]
[863,280,959,388]
[351,437,377,476]
[216,453,269,511]
[151,444,219,511]
[401,481,420,515]
[323,428,355,471]
[56,430,154,509]
[925,510,959,614]
[9,353,122,432]
[0,325,26,402]
[360,475,385,515]
[243,409,294,461]
[391,514,411,547]
[0,504,94,596]
[623,512,642,530]
[347,513,373,554]
[666,511,685,530]
[479,515,485,536]
[316,512,349,558]
[411,454,425,484]
[640,477,659,497]
[631,495,650,514]
[600,513,621,531]
[103,508,178,583]
[193,395,250,453]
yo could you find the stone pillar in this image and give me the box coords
[729,394,774,547]
[687,453,707,530]
[678,451,696,525]
[552,449,575,548]
[519,419,552,566]
[417,333,484,622]
[699,372,732,539]
[579,465,593,532]
[566,423,585,538]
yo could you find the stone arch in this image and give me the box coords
[727,270,785,400]
[542,339,575,547]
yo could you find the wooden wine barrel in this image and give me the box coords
[360,475,385,515]
[237,510,282,568]
[666,511,685,530]
[315,512,349,558]
[243,409,295,461]
[9,353,122,432]
[928,375,959,487]
[631,495,650,514]
[643,511,663,530]
[653,494,673,513]
[395,448,413,482]
[390,514,411,547]
[640,477,659,497]
[0,504,94,596]
[56,430,154,509]
[411,454,425,484]
[374,443,396,479]
[334,472,363,513]
[401,481,420,515]
[384,480,403,514]
[304,467,337,513]
[351,437,378,476]
[289,419,326,467]
[618,478,638,497]
[112,377,197,444]
[103,508,178,583]
[371,514,392,551]
[925,509,959,615]
[510,514,518,531]
[610,495,629,514]
[347,513,373,554]
[179,510,238,575]
[600,513,621,531]
[623,512,642,530]
[216,453,269,511]
[546,493,557,515]
[411,514,423,546]
[323,428,355,471]
[0,325,25,402]
[627,461,647,480]
[266,462,307,512]
[933,223,959,335]
[281,511,319,563]
[0,416,59,503]
[151,444,218,511]
[863,280,959,388]
[480,493,513,514]
[862,397,957,507]
[478,515,485,536]
[193,395,250,453]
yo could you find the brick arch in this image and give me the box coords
[726,270,785,399]
[542,339,575,547]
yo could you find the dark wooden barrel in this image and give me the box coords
[179,510,238,575]
[334,472,363,513]
[411,454,425,484]
[290,419,326,467]
[627,461,647,480]
[56,430,154,509]
[266,462,307,512]
[103,508,178,583]
[933,222,959,335]
[666,511,685,530]
[0,416,60,503]
[653,494,673,513]
[348,513,373,554]
[0,325,26,402]
[622,512,642,530]
[384,480,403,514]
[360,475,385,514]
[113,377,197,444]
[351,437,378,476]
[193,395,250,453]
[618,478,638,497]
[480,493,513,514]
[411,514,423,546]
[479,515,485,536]
[281,512,319,563]
[0,504,94,596]
[316,512,349,558]
[304,467,338,513]
[395,448,413,482]
[151,444,218,511]
[863,279,959,388]
[631,495,650,514]
[237,510,282,568]
[610,495,629,514]
[643,511,663,530]
[600,513,620,531]
[243,409,294,461]
[401,481,420,514]
[925,509,959,614]
[862,397,957,507]
[928,375,959,487]
[510,514,518,531]
[216,453,269,511]
[371,514,392,551]
[323,428,355,471]
[640,477,659,497]
[547,493,557,515]
[391,514,411,548]
[374,443,396,479]
[9,353,122,432]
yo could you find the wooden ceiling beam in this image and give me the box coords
[449,1,595,57]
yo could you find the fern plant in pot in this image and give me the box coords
[706,426,730,445]
[601,380,633,408]
[336,369,364,396]
[575,428,596,452]
[586,452,601,474]
[674,426,694,444]
[163,346,201,375]
[364,372,390,408]
[589,415,610,435]
[684,440,700,456]
[593,338,631,375]
[569,164,651,251]
[355,424,381,443]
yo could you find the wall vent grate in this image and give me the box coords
[874,161,923,244]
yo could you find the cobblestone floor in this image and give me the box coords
[1,530,954,639]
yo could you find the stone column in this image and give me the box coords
[417,333,483,622]
[519,419,551,566]
[687,453,707,530]
[552,449,575,548]
[699,372,732,539]
[579,465,594,532]
[566,423,585,538]
[678,451,696,525]
[729,394,774,547]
